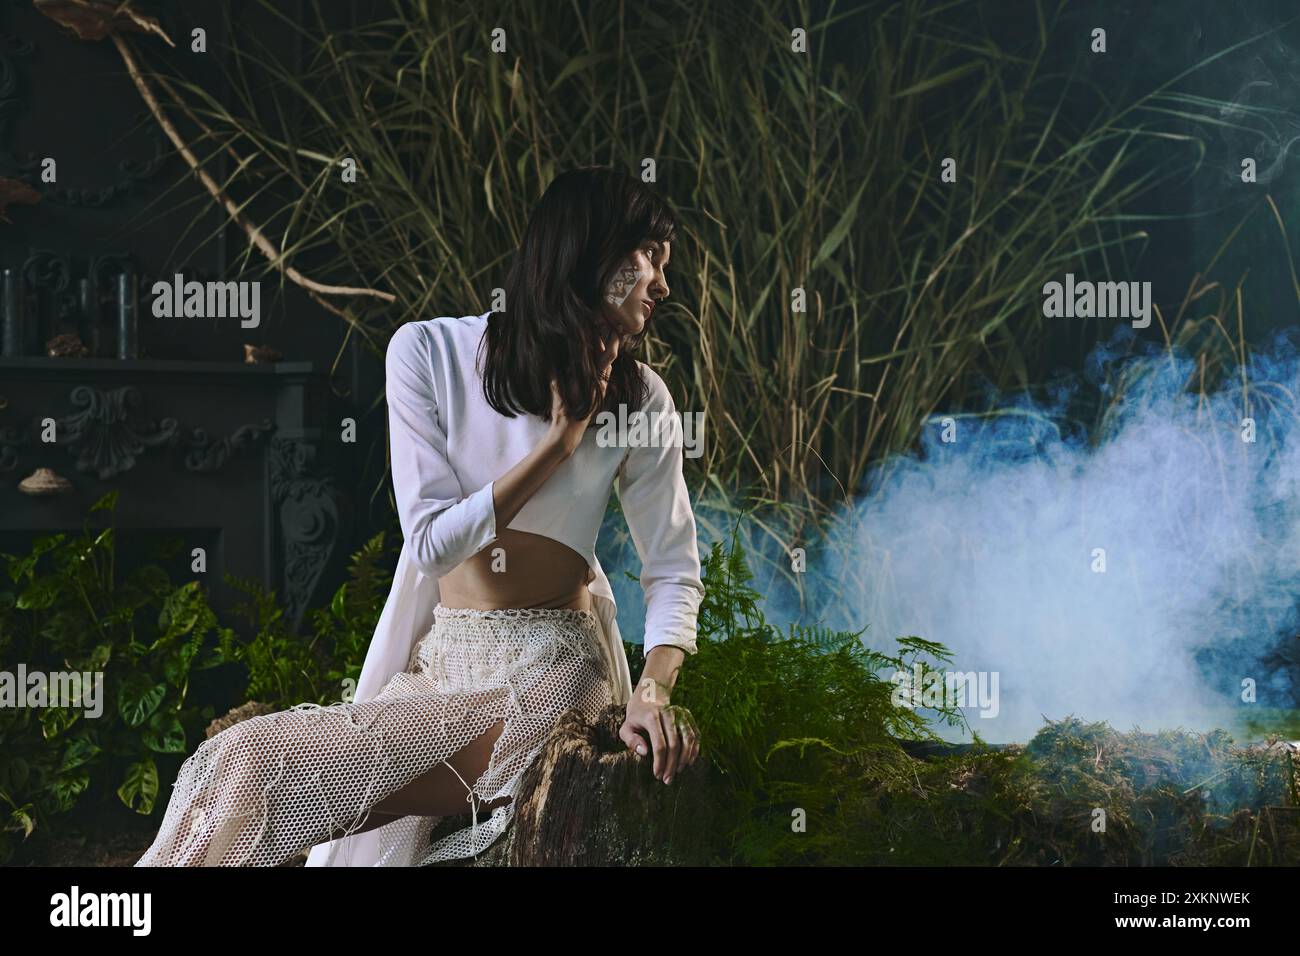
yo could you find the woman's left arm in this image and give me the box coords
[614,367,706,785]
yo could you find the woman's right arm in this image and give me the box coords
[385,322,612,578]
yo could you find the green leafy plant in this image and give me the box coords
[0,492,232,862]
[216,530,395,707]
[0,491,396,863]
[634,527,965,864]
[307,531,397,697]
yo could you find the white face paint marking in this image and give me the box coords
[604,256,646,307]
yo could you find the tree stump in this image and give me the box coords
[204,700,277,739]
[430,703,727,866]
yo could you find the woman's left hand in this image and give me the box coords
[619,680,700,785]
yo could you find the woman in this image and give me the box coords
[134,166,706,867]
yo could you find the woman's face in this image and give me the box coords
[600,238,671,338]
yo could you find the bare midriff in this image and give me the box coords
[436,528,596,613]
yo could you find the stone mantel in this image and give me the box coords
[0,356,355,633]
[0,356,316,382]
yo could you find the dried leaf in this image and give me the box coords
[34,0,175,46]
[0,176,41,222]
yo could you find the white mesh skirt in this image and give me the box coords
[134,604,614,867]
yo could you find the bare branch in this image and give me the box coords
[111,34,396,305]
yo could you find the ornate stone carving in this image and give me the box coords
[17,250,141,334]
[21,249,75,328]
[0,28,171,207]
[0,422,22,472]
[57,384,179,479]
[0,392,22,472]
[184,419,277,472]
[268,437,352,629]
[1,386,281,479]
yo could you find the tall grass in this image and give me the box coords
[138,0,1276,608]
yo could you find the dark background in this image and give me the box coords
[1,0,1297,630]
[0,0,397,627]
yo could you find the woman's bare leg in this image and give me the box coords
[306,719,512,845]
[165,701,513,866]
[369,718,510,818]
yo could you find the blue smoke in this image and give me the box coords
[802,325,1300,743]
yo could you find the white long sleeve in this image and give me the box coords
[615,372,706,656]
[385,322,499,578]
[379,312,704,674]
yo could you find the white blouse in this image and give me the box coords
[383,310,704,699]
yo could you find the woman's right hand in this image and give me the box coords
[547,325,621,458]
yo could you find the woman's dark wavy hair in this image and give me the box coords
[478,165,677,423]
